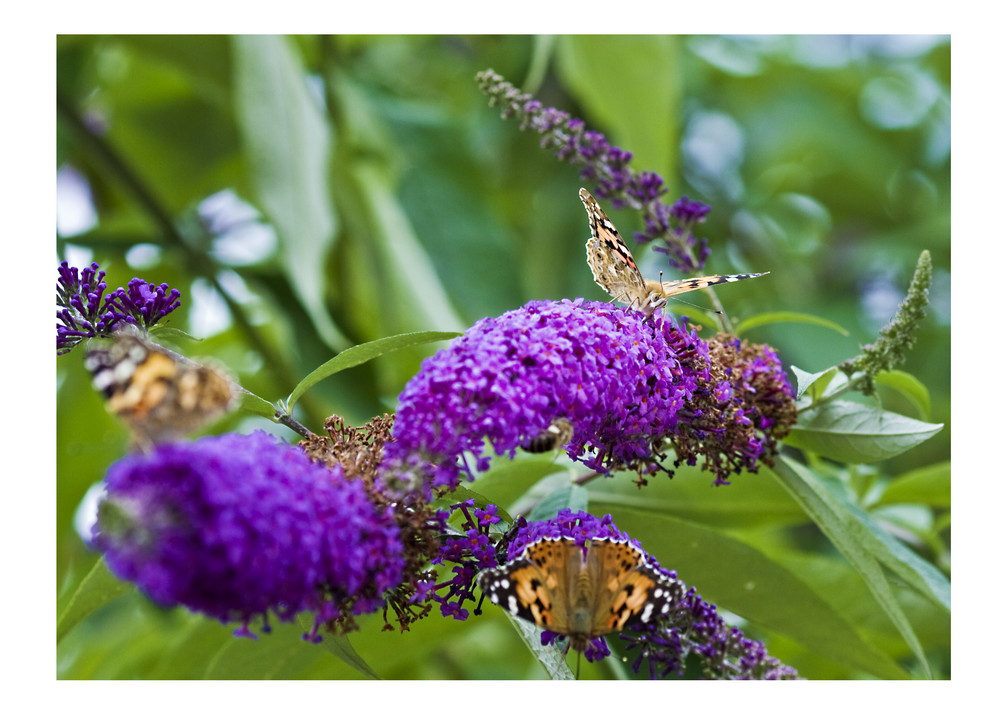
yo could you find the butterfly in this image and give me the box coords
[84,331,237,448]
[580,188,768,316]
[520,418,573,454]
[479,535,675,653]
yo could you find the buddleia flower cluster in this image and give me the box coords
[477,68,711,274]
[57,261,181,354]
[94,431,405,641]
[673,333,798,484]
[379,298,795,495]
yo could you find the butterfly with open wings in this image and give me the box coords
[84,331,237,447]
[479,536,676,653]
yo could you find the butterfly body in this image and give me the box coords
[479,536,674,652]
[84,332,236,446]
[580,188,768,316]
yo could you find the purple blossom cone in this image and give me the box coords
[674,334,797,484]
[378,299,710,499]
[107,277,182,331]
[57,261,182,353]
[94,431,404,635]
[477,69,715,273]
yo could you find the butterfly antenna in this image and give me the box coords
[576,650,582,679]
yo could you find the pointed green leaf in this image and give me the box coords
[879,461,951,508]
[527,484,588,522]
[236,389,279,419]
[57,558,132,643]
[875,369,933,421]
[503,614,575,680]
[791,364,841,401]
[318,632,380,679]
[232,35,348,350]
[286,330,459,411]
[771,457,933,677]
[785,400,942,463]
[845,500,951,613]
[349,162,467,338]
[470,457,574,513]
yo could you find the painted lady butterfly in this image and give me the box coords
[479,536,674,652]
[520,418,573,454]
[580,188,768,316]
[84,331,237,447]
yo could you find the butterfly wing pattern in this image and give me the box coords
[580,188,768,316]
[479,536,675,652]
[84,332,236,446]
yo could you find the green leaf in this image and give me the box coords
[199,619,352,679]
[236,389,279,419]
[735,311,850,336]
[848,503,951,613]
[57,558,132,643]
[317,632,380,679]
[330,75,467,317]
[469,457,575,514]
[588,504,909,679]
[502,614,575,680]
[232,35,348,351]
[875,369,933,421]
[527,484,588,522]
[785,400,943,463]
[286,331,460,411]
[771,457,935,677]
[587,462,808,529]
[878,461,951,509]
[791,364,841,401]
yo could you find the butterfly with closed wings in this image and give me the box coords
[580,188,768,317]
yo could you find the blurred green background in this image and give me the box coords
[56,35,950,679]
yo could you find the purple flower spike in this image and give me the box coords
[673,333,797,485]
[107,278,182,332]
[477,69,714,273]
[56,261,182,354]
[94,431,404,639]
[429,500,505,621]
[56,261,125,353]
[378,299,711,500]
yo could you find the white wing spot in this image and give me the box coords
[640,603,656,623]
